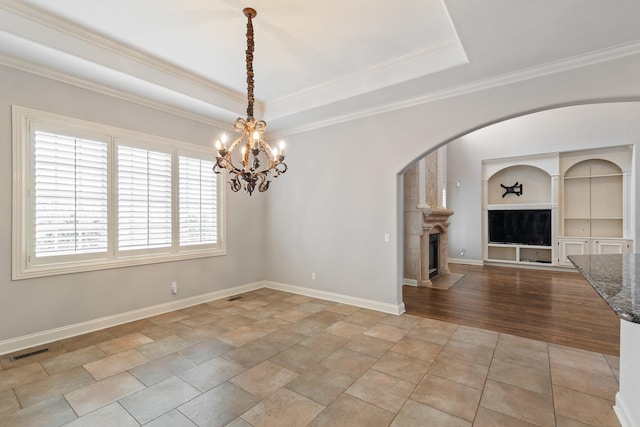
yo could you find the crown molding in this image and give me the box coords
[2,0,242,99]
[272,39,640,138]
[0,0,254,112]
[266,38,469,120]
[0,54,232,129]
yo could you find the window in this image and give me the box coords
[117,146,172,251]
[12,106,226,279]
[34,131,108,258]
[178,156,218,246]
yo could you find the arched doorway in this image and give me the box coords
[398,101,640,353]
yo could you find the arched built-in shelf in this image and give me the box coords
[482,146,634,268]
[482,154,558,266]
[558,149,633,266]
[487,164,552,208]
[563,159,623,238]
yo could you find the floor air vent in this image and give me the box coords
[12,348,49,361]
[227,296,242,301]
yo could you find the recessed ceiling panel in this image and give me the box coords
[20,0,465,102]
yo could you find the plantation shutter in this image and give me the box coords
[179,156,217,245]
[117,145,172,251]
[33,131,108,257]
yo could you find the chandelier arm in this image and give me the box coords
[267,152,279,170]
[229,174,243,192]
[254,120,266,133]
[218,154,245,175]
[226,133,247,153]
[255,139,286,173]
[275,162,288,175]
[257,172,270,192]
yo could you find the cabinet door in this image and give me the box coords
[558,239,589,266]
[592,239,631,255]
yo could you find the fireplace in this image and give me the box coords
[402,149,456,288]
[429,233,439,278]
[419,206,453,287]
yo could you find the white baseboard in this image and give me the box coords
[448,258,484,266]
[265,281,406,315]
[0,280,408,355]
[614,392,633,427]
[0,281,265,356]
[402,278,418,287]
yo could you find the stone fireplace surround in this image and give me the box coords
[420,206,454,287]
[403,147,455,288]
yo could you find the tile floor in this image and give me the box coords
[0,288,622,427]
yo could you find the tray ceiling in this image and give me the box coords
[1,0,640,133]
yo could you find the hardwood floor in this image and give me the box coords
[403,263,620,355]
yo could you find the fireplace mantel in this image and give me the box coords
[423,206,454,229]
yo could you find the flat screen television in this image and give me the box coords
[488,209,551,246]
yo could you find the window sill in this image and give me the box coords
[12,247,226,280]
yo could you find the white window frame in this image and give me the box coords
[12,106,226,280]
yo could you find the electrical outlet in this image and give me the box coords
[171,281,177,294]
[311,272,316,280]
[384,233,390,243]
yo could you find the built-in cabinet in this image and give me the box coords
[558,238,632,266]
[482,154,558,266]
[563,159,623,238]
[557,151,633,266]
[483,146,633,268]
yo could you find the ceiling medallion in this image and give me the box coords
[213,7,287,195]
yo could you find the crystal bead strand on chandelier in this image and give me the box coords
[212,7,288,195]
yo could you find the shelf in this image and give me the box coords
[564,218,622,238]
[488,243,550,249]
[487,243,552,265]
[563,159,624,239]
[565,217,623,220]
[487,246,516,261]
[487,203,553,210]
[519,247,552,263]
[564,173,623,180]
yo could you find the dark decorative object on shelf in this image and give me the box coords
[501,182,523,198]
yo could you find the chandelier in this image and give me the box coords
[213,7,287,195]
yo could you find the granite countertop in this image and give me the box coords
[569,253,640,324]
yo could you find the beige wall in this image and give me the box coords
[0,66,266,343]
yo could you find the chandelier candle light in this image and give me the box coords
[213,7,287,195]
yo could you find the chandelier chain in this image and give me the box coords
[245,10,255,119]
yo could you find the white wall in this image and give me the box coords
[264,53,640,308]
[447,102,640,263]
[0,66,266,343]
